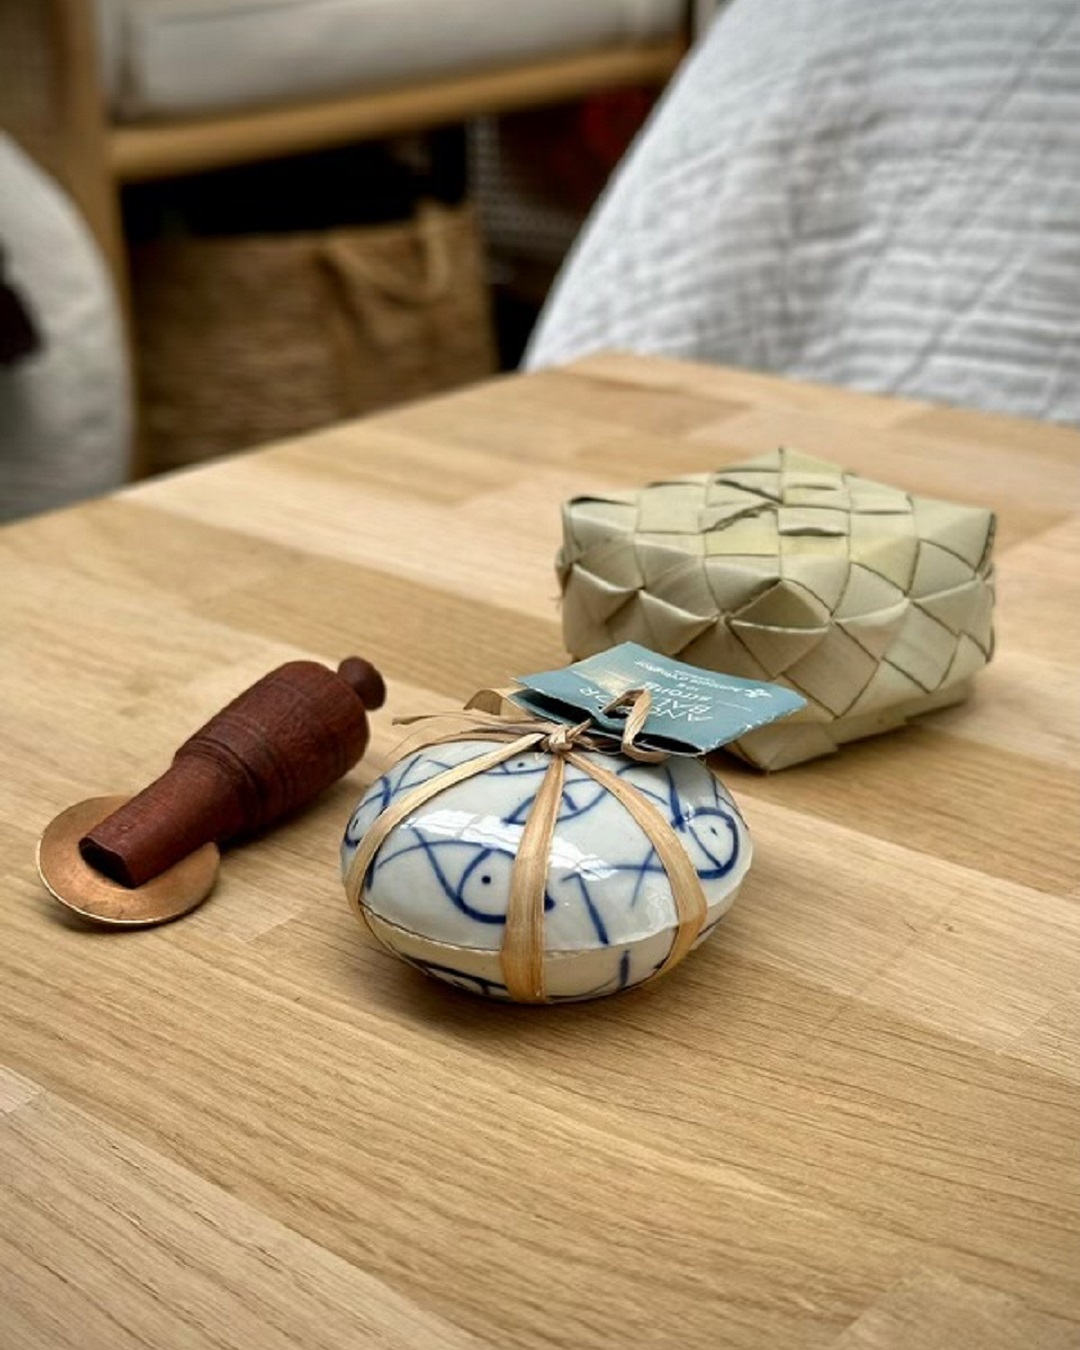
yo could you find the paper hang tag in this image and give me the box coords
[511,642,806,757]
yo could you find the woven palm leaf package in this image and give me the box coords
[341,644,804,1003]
[559,449,996,770]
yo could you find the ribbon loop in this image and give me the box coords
[601,688,668,764]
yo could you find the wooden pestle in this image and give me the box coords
[79,657,385,889]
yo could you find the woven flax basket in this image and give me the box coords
[132,201,496,469]
[559,449,996,769]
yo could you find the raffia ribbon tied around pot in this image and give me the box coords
[343,691,713,1003]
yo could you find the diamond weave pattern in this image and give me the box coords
[559,450,996,768]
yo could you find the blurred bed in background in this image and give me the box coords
[528,0,1080,426]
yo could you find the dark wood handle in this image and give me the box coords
[79,657,384,888]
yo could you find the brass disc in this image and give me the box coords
[37,795,220,927]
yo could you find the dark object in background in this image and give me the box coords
[122,132,467,240]
[494,284,544,371]
[502,90,656,214]
[0,243,40,364]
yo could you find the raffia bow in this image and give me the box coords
[343,689,709,1003]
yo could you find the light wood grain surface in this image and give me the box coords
[1,354,1077,1349]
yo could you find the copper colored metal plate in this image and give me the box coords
[37,795,220,927]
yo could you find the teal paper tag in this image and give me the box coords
[511,642,805,757]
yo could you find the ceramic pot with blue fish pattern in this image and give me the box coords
[342,739,752,1002]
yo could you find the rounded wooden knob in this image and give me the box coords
[337,657,385,712]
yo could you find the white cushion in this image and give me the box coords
[98,0,685,121]
[0,137,130,521]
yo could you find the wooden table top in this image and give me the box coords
[2,354,1078,1350]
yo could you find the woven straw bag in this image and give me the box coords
[132,201,496,470]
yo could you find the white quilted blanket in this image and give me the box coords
[527,0,1080,425]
